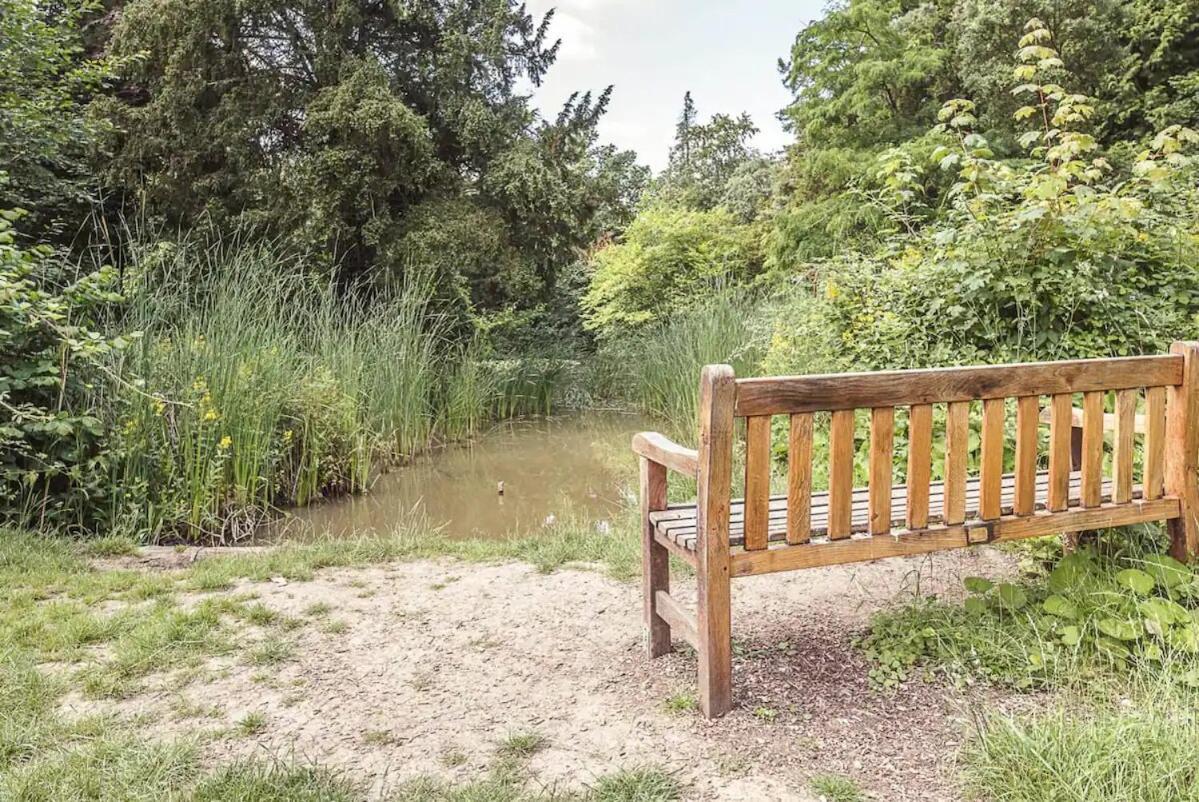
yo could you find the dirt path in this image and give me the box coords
[71,547,1029,800]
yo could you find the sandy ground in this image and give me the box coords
[69,547,1034,800]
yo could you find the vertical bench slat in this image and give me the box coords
[944,401,969,525]
[1081,391,1105,507]
[787,413,813,544]
[906,404,933,529]
[1048,393,1073,511]
[828,409,855,539]
[1144,386,1167,500]
[980,398,1005,520]
[1014,396,1039,516]
[1113,389,1137,504]
[869,407,894,535]
[743,415,772,551]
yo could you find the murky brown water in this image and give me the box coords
[269,413,649,540]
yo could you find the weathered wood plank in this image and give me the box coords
[1166,342,1199,562]
[1049,393,1073,511]
[654,590,698,651]
[1113,389,1137,504]
[787,413,813,545]
[743,415,772,551]
[733,356,1182,416]
[828,409,856,539]
[906,404,933,529]
[695,365,735,718]
[980,398,1005,520]
[1014,396,1039,516]
[1081,391,1105,508]
[944,401,970,525]
[1145,386,1167,501]
[869,408,895,535]
[730,498,1181,576]
[632,431,699,478]
[641,457,671,657]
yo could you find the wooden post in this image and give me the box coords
[1166,341,1199,562]
[695,364,735,718]
[640,456,671,657]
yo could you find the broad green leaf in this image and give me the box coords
[997,583,1028,611]
[1098,618,1138,641]
[1116,568,1155,595]
[963,576,994,594]
[1042,595,1077,619]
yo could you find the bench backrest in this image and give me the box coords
[696,346,1199,555]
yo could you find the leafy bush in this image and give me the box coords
[766,22,1199,376]
[582,205,763,336]
[0,212,132,530]
[861,542,1199,690]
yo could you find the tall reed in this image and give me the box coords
[605,291,763,435]
[94,236,487,542]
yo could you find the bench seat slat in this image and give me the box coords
[650,471,1152,553]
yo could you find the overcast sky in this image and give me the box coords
[524,0,828,171]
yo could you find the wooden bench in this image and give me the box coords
[633,344,1199,718]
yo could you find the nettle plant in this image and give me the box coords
[0,210,134,529]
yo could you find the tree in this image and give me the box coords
[781,0,956,147]
[581,205,763,334]
[0,0,121,243]
[655,94,762,212]
[91,0,619,314]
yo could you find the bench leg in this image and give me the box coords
[641,458,672,657]
[696,552,732,718]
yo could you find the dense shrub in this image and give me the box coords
[765,24,1199,376]
[0,212,132,530]
[582,205,763,335]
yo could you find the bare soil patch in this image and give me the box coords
[69,547,1033,800]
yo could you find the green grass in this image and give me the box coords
[809,773,866,802]
[497,731,548,759]
[236,711,267,736]
[662,692,698,714]
[963,682,1199,802]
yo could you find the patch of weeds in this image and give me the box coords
[362,729,396,746]
[662,692,698,714]
[408,671,433,692]
[319,619,349,635]
[497,730,547,759]
[191,760,358,801]
[304,602,333,618]
[752,706,778,723]
[714,755,750,777]
[860,545,1199,691]
[809,773,866,802]
[246,636,294,666]
[590,766,680,801]
[236,711,268,736]
[171,697,223,720]
[237,603,278,626]
[440,748,468,768]
[75,535,140,558]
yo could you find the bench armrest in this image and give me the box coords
[1037,406,1147,434]
[632,431,699,478]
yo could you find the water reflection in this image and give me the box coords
[268,412,649,541]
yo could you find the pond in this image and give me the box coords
[268,412,651,541]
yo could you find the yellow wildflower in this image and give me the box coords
[219,435,232,449]
[204,408,219,422]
